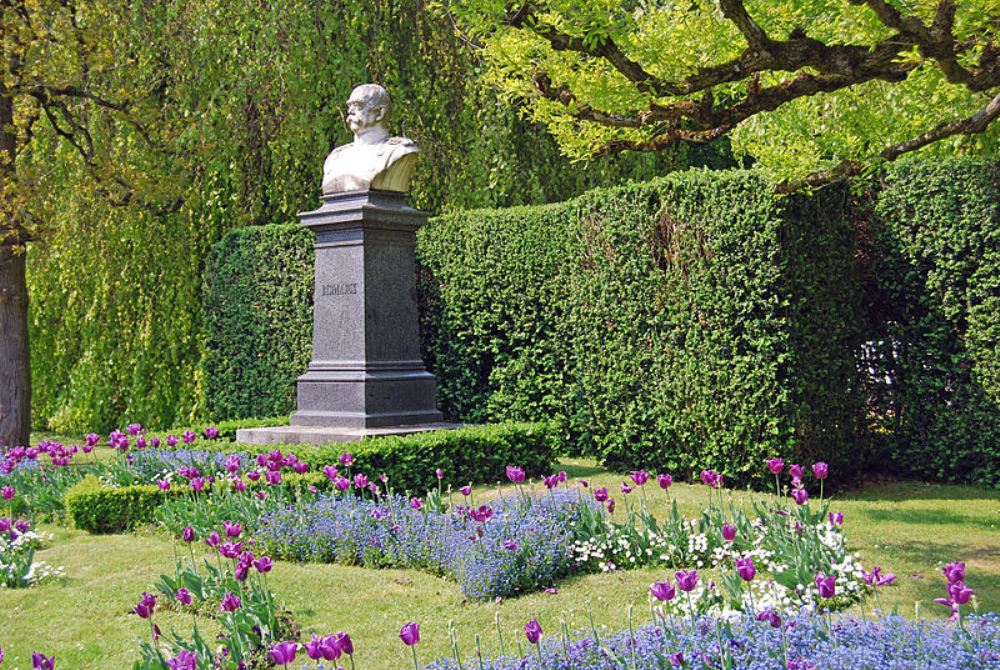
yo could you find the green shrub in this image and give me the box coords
[64,476,172,534]
[155,421,558,493]
[155,415,291,443]
[857,157,1000,486]
[419,171,866,486]
[202,224,315,421]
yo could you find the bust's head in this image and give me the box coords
[346,84,391,136]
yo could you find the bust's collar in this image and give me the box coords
[353,125,389,146]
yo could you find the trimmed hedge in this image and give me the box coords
[420,171,866,485]
[64,476,173,534]
[857,158,1000,486]
[202,224,314,421]
[200,160,1000,487]
[174,421,558,493]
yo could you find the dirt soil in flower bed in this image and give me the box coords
[0,457,998,668]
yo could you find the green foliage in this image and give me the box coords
[858,157,1000,486]
[419,170,865,485]
[26,0,705,434]
[63,476,172,534]
[178,421,558,494]
[445,0,1000,184]
[202,224,314,421]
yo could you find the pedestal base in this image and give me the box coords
[235,422,464,446]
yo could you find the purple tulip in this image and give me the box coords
[469,505,493,523]
[542,474,560,489]
[306,634,336,660]
[204,425,219,440]
[13,519,28,534]
[254,555,274,573]
[1,487,14,501]
[31,653,55,670]
[722,523,736,542]
[190,477,205,492]
[756,609,782,628]
[135,436,147,450]
[791,488,809,505]
[505,465,526,483]
[205,531,221,548]
[165,434,179,447]
[335,632,353,655]
[218,542,242,559]
[699,470,718,487]
[181,526,195,543]
[182,430,196,445]
[670,651,684,666]
[943,561,965,584]
[435,468,444,479]
[157,479,170,491]
[0,646,4,663]
[657,473,672,489]
[409,497,423,510]
[815,573,836,599]
[223,520,241,538]
[523,618,543,645]
[166,650,196,670]
[812,461,829,480]
[675,569,699,592]
[339,452,354,467]
[503,540,519,552]
[766,457,784,474]
[630,470,649,486]
[736,557,756,582]
[126,423,143,436]
[220,592,241,612]
[323,465,339,481]
[949,581,974,605]
[84,433,100,447]
[459,485,472,497]
[293,461,308,474]
[353,473,368,489]
[606,498,616,514]
[650,579,676,601]
[174,587,193,606]
[399,622,420,646]
[620,482,634,495]
[788,463,804,480]
[828,512,844,526]
[862,566,896,587]
[266,470,282,485]
[593,487,609,502]
[270,641,298,666]
[133,592,157,619]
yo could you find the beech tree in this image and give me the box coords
[445,0,1000,189]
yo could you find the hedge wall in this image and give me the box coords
[419,171,866,485]
[857,158,1000,485]
[200,159,1000,487]
[202,224,314,421]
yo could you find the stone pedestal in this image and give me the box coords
[292,189,443,428]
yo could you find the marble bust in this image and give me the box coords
[322,84,418,194]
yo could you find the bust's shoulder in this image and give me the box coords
[386,136,418,149]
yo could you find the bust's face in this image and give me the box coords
[346,93,384,134]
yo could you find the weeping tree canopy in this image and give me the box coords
[444,0,1000,189]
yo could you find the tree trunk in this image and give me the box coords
[0,85,31,450]
[0,244,31,449]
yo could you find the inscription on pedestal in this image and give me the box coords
[321,282,358,297]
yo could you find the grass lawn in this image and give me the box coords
[1,457,998,668]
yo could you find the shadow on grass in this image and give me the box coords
[857,507,1000,531]
[843,481,1000,502]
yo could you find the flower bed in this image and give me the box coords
[257,489,593,601]
[417,613,1000,670]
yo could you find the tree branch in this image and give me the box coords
[776,90,1000,192]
